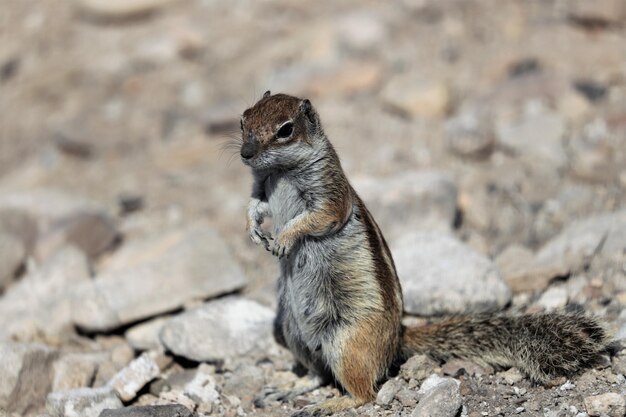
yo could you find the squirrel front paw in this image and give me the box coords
[271,233,295,258]
[249,225,273,250]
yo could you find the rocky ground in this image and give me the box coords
[1,0,626,416]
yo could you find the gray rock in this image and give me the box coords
[124,316,170,351]
[376,378,402,405]
[0,233,25,290]
[412,375,462,417]
[72,224,247,332]
[37,211,117,261]
[394,232,511,315]
[160,297,274,362]
[77,0,178,19]
[494,245,537,293]
[0,342,58,415]
[335,12,387,52]
[221,363,265,407]
[183,364,219,405]
[107,352,162,402]
[46,387,122,417]
[0,208,38,254]
[352,171,458,242]
[99,405,195,417]
[445,111,494,158]
[381,74,451,119]
[0,246,90,341]
[583,393,625,417]
[535,286,568,311]
[400,355,439,382]
[52,353,99,392]
[534,210,626,278]
[498,367,524,385]
[495,105,567,169]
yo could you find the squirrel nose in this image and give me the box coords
[241,136,260,160]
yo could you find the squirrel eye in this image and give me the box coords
[276,122,294,139]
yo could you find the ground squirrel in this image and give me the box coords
[239,92,611,416]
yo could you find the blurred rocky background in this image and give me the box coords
[1,0,625,416]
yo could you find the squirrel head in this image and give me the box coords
[240,92,323,170]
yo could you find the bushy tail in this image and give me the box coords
[402,312,611,383]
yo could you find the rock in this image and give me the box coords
[335,12,387,52]
[154,390,197,411]
[0,342,58,415]
[160,297,274,362]
[498,368,523,385]
[46,387,122,417]
[400,355,439,382]
[0,208,38,253]
[394,232,511,315]
[352,171,458,242]
[444,111,494,158]
[494,245,537,293]
[412,375,462,417]
[108,351,163,402]
[125,316,170,351]
[38,212,118,260]
[495,105,567,169]
[72,224,247,332]
[569,119,619,183]
[221,364,265,407]
[0,233,25,290]
[376,378,402,405]
[534,210,626,278]
[0,246,90,341]
[382,74,451,119]
[77,0,178,19]
[536,286,568,311]
[612,353,626,375]
[442,359,490,378]
[183,364,219,405]
[99,405,196,417]
[583,393,625,417]
[569,0,626,25]
[0,189,105,232]
[52,354,99,392]
[395,388,419,407]
[305,62,383,97]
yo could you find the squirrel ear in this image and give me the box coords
[263,90,271,98]
[300,99,317,125]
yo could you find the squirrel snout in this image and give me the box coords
[241,136,260,160]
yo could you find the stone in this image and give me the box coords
[154,390,196,411]
[494,245,537,293]
[393,232,511,315]
[46,387,122,417]
[412,375,462,417]
[612,353,626,375]
[534,210,626,279]
[569,0,626,25]
[0,233,25,290]
[569,120,619,183]
[335,12,387,52]
[0,246,90,341]
[536,286,568,311]
[107,351,163,402]
[352,171,458,242]
[99,405,196,417]
[38,212,118,260]
[160,297,274,362]
[221,364,265,406]
[495,105,567,169]
[400,355,439,382]
[124,316,169,351]
[442,359,490,378]
[498,368,523,385]
[583,393,625,417]
[183,364,219,405]
[444,111,494,158]
[382,74,451,119]
[376,378,402,405]
[52,354,99,392]
[0,342,58,415]
[77,0,179,19]
[72,224,247,332]
[0,208,38,253]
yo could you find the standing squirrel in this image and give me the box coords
[240,92,610,416]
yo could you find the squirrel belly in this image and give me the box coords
[240,92,611,416]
